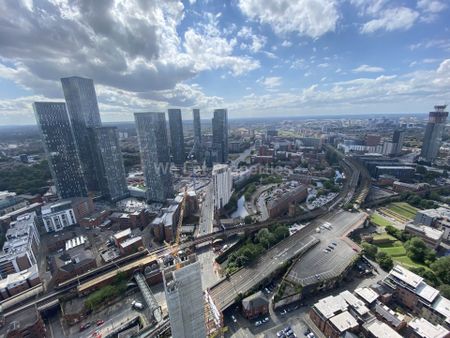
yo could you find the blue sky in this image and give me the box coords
[0,0,449,125]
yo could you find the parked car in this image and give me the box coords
[132,300,144,310]
[255,320,262,327]
[96,320,104,326]
[79,322,92,332]
[231,315,237,323]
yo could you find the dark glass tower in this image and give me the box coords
[61,76,102,191]
[212,109,229,163]
[392,129,405,155]
[420,105,448,162]
[134,112,174,202]
[168,109,185,165]
[33,102,87,199]
[90,127,129,202]
[193,109,203,161]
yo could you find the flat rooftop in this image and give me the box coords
[408,318,449,338]
[314,294,348,319]
[328,311,358,333]
[354,287,379,304]
[365,320,402,338]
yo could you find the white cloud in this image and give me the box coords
[226,59,450,117]
[318,63,329,68]
[238,0,339,38]
[353,64,385,73]
[281,40,293,47]
[361,7,419,33]
[237,26,267,53]
[258,76,282,89]
[417,0,447,13]
[0,0,258,123]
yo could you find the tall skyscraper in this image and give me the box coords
[90,127,129,202]
[168,109,185,165]
[212,109,229,163]
[134,112,173,202]
[392,129,405,155]
[420,105,448,162]
[193,109,203,161]
[212,164,232,210]
[33,102,87,199]
[61,76,102,191]
[164,261,206,338]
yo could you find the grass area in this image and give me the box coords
[394,255,429,270]
[373,237,429,270]
[378,244,406,257]
[370,213,392,227]
[372,233,397,242]
[387,202,418,220]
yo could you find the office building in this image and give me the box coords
[164,260,206,338]
[61,76,102,191]
[33,102,87,199]
[134,113,174,202]
[168,109,185,165]
[212,109,229,163]
[193,109,203,161]
[392,129,405,155]
[212,164,232,210]
[90,127,129,202]
[420,105,449,162]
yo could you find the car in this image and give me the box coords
[262,317,270,323]
[265,287,271,294]
[131,300,144,310]
[96,320,104,326]
[284,326,292,333]
[280,309,287,315]
[277,332,286,338]
[323,249,329,253]
[231,315,237,323]
[79,323,92,332]
[255,320,262,327]
[331,242,337,246]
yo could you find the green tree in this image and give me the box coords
[273,225,289,241]
[244,215,253,224]
[376,252,394,271]
[361,242,378,259]
[405,237,436,263]
[431,256,450,284]
[440,284,450,299]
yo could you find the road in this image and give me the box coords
[197,182,214,237]
[208,210,366,312]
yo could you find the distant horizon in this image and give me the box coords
[0,111,429,128]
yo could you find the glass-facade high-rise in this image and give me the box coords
[212,109,229,163]
[33,102,87,199]
[168,109,185,165]
[61,76,102,191]
[193,109,203,161]
[420,105,448,162]
[134,112,173,202]
[90,127,129,202]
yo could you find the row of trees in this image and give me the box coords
[226,224,290,274]
[361,243,394,271]
[0,160,51,195]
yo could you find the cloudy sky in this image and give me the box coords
[0,0,449,125]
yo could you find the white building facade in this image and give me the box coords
[212,164,232,210]
[41,200,76,232]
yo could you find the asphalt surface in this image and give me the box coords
[197,182,214,237]
[208,210,366,312]
[286,211,366,286]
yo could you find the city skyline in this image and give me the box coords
[0,0,449,125]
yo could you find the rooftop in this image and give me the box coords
[388,265,423,289]
[431,295,450,325]
[365,320,402,338]
[340,290,370,316]
[329,311,358,333]
[314,294,348,319]
[113,228,131,240]
[354,287,379,304]
[406,223,444,241]
[408,318,449,338]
